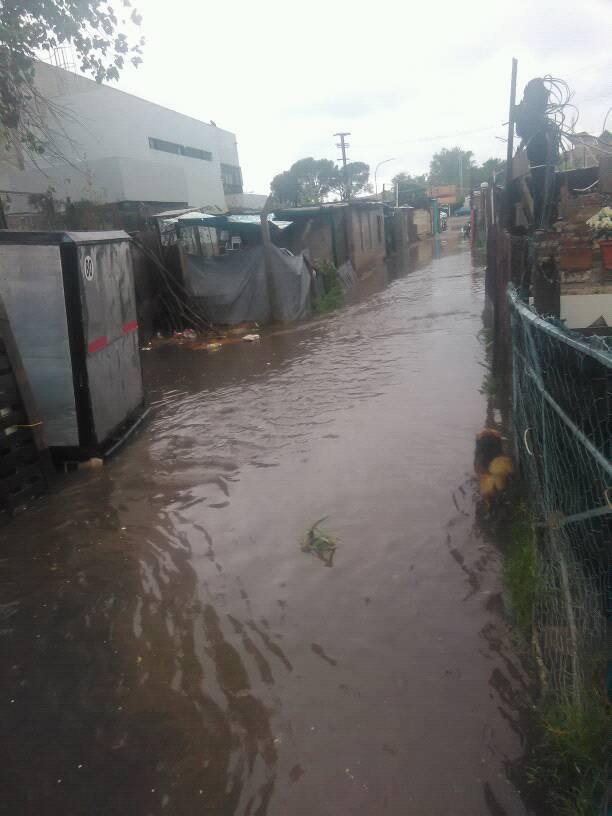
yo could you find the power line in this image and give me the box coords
[359,123,503,152]
[358,86,610,154]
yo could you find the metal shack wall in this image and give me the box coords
[0,244,79,446]
[75,239,143,444]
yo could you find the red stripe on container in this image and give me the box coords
[122,320,138,334]
[88,335,108,354]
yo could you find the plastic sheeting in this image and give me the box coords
[182,245,312,325]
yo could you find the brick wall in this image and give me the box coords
[555,191,611,289]
[348,206,385,273]
[535,187,612,328]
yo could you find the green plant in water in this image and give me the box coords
[478,369,500,397]
[527,691,608,816]
[301,517,337,566]
[503,504,538,636]
[313,260,344,314]
[503,501,608,815]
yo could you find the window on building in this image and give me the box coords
[377,215,383,244]
[367,213,373,249]
[183,145,212,161]
[221,163,243,195]
[359,212,365,251]
[149,137,181,155]
[148,137,212,161]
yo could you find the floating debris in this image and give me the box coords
[300,517,337,567]
[78,457,104,470]
[242,333,260,342]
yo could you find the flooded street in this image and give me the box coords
[1,234,532,815]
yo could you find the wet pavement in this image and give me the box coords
[1,233,533,815]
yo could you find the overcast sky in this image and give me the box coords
[113,0,612,194]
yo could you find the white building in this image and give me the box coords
[0,61,252,219]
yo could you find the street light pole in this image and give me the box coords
[374,157,396,202]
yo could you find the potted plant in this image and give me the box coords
[587,206,612,270]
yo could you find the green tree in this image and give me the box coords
[271,157,336,207]
[392,172,429,207]
[429,147,474,188]
[0,0,144,167]
[470,157,506,187]
[290,157,336,203]
[331,161,371,201]
[271,157,370,206]
[270,169,302,207]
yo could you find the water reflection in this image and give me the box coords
[0,462,283,815]
[1,232,530,815]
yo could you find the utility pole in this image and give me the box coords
[334,132,351,200]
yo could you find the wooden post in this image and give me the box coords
[504,58,518,230]
[193,225,204,256]
[533,256,560,317]
[260,195,278,320]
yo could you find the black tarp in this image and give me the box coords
[183,245,312,325]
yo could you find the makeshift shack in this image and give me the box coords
[182,245,312,325]
[274,201,385,274]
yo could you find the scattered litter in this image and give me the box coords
[242,333,260,342]
[227,322,258,337]
[182,328,197,340]
[301,517,337,567]
[140,344,153,352]
[205,342,222,352]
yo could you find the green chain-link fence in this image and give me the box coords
[508,285,611,703]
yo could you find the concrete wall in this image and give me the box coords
[275,204,384,273]
[0,61,241,211]
[279,218,334,265]
[277,209,349,269]
[413,208,432,236]
[349,205,385,272]
[392,207,416,250]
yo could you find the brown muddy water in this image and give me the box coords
[1,234,534,815]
